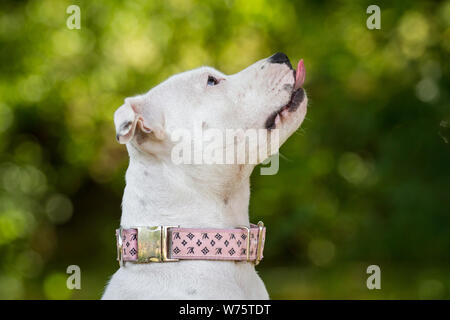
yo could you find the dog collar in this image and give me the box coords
[116,221,266,266]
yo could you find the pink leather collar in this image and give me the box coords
[116,222,266,266]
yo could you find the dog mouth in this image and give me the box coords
[265,59,306,130]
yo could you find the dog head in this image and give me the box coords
[114,52,307,168]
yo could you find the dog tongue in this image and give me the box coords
[294,59,306,90]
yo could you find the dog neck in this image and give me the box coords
[120,145,254,229]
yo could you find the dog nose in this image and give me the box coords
[268,52,292,69]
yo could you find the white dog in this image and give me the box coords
[102,53,307,299]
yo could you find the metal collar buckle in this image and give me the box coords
[255,221,264,265]
[238,221,265,265]
[136,225,179,263]
[117,225,179,266]
[116,227,124,267]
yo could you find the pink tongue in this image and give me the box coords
[294,59,305,90]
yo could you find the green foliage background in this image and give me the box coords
[0,0,449,299]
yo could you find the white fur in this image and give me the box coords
[102,55,308,300]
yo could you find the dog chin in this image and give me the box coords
[264,87,306,130]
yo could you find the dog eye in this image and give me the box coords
[207,75,219,86]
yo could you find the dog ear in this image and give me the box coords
[114,96,165,144]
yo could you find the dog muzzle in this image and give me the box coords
[116,221,266,267]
